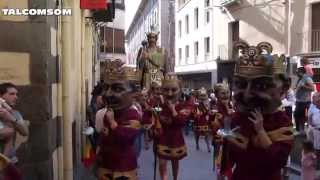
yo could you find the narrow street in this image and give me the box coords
[138,133,301,180]
[138,133,216,180]
[1,0,319,179]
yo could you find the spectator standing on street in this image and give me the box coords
[0,82,29,163]
[307,92,320,156]
[294,67,315,133]
[282,79,295,122]
[0,98,15,158]
[183,92,196,136]
[301,57,314,77]
[301,140,317,180]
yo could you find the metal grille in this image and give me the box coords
[312,29,320,52]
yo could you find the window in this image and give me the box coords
[178,20,182,38]
[100,26,105,52]
[205,37,210,54]
[194,41,199,57]
[185,45,189,60]
[194,8,199,29]
[155,10,158,25]
[179,48,182,63]
[206,11,210,23]
[205,0,210,7]
[185,15,189,34]
[178,0,186,8]
[312,3,320,51]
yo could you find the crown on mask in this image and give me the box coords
[198,87,208,100]
[146,25,159,39]
[199,87,207,95]
[104,59,141,82]
[234,41,286,77]
[214,82,229,94]
[151,81,162,88]
[162,73,179,84]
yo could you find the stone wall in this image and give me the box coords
[0,0,60,179]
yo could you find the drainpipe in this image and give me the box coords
[287,0,292,56]
[61,0,73,178]
[57,7,64,180]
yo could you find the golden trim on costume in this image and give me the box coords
[162,73,179,84]
[210,112,223,129]
[97,168,137,180]
[267,126,294,142]
[214,113,223,121]
[123,120,142,130]
[152,112,162,129]
[157,145,187,158]
[234,41,286,77]
[194,125,209,132]
[0,153,10,171]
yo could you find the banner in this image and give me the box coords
[80,0,107,10]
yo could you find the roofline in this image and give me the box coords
[125,0,148,39]
[295,52,320,57]
[175,70,215,75]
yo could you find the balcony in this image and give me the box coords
[312,29,320,52]
[220,0,239,7]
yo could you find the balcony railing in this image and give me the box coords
[312,29,320,52]
[220,0,239,7]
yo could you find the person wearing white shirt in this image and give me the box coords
[307,92,320,151]
[282,88,295,121]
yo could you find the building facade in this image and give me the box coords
[175,0,320,88]
[100,0,126,61]
[99,0,126,77]
[212,0,320,80]
[126,0,175,71]
[175,0,217,89]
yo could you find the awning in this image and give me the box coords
[80,0,108,10]
[93,0,115,22]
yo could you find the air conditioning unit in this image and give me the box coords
[220,0,240,7]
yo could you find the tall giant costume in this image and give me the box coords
[137,27,169,89]
[225,42,294,180]
[156,74,190,180]
[193,87,211,152]
[209,82,234,179]
[97,59,141,180]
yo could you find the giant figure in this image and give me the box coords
[97,59,141,180]
[137,27,170,89]
[224,42,294,180]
